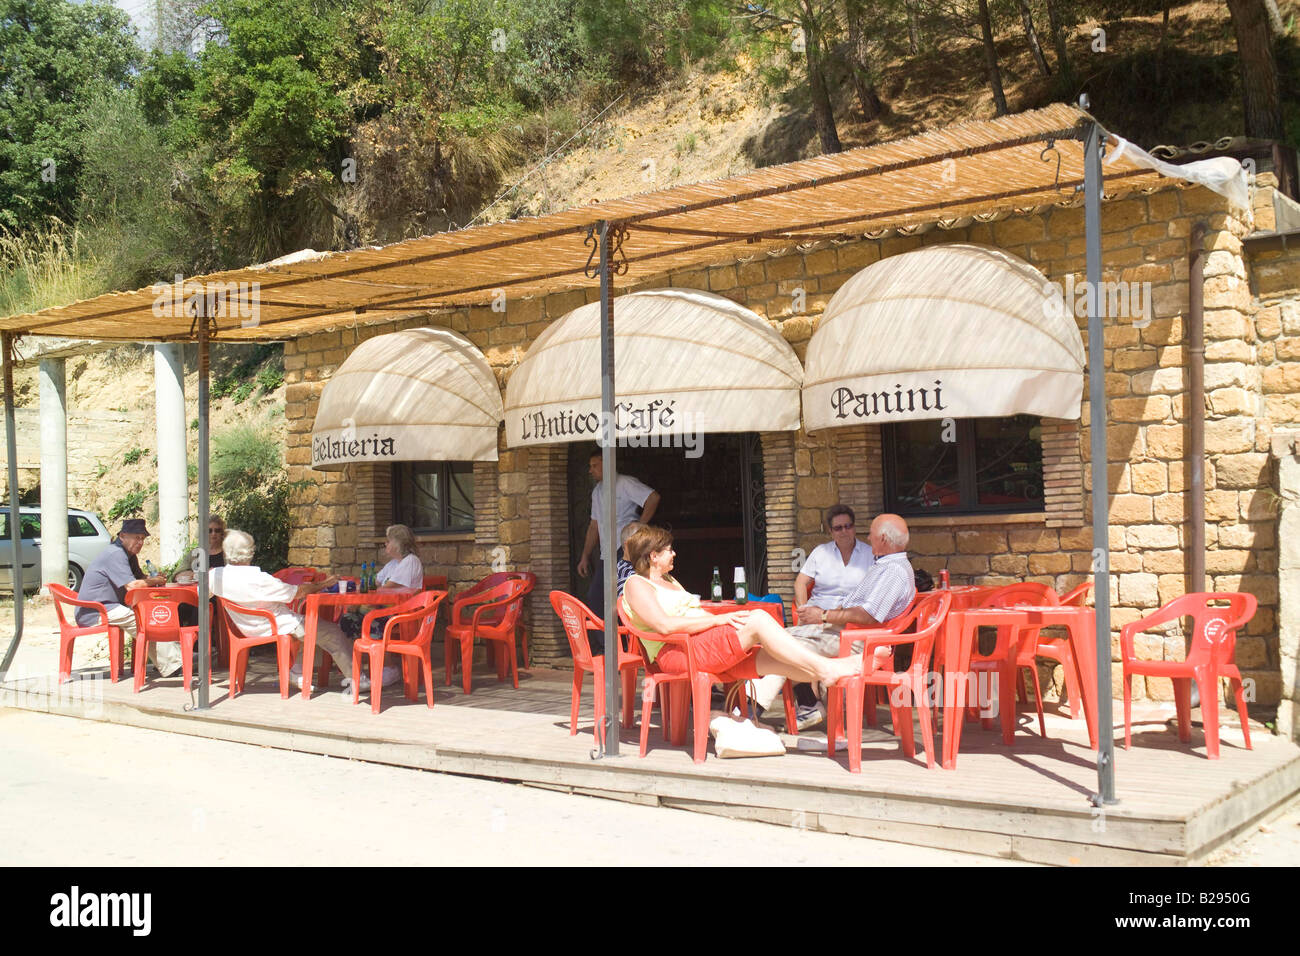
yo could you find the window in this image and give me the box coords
[392,462,475,532]
[69,516,99,537]
[883,415,1043,516]
[0,513,40,538]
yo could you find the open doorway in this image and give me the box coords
[566,434,767,598]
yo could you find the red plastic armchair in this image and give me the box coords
[616,604,750,765]
[451,572,537,669]
[352,590,446,713]
[969,583,1059,735]
[444,579,528,694]
[272,567,323,585]
[1121,592,1257,759]
[215,596,299,699]
[1025,580,1094,720]
[550,591,642,743]
[127,585,209,693]
[825,591,952,771]
[49,583,128,683]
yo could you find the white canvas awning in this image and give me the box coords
[312,327,503,468]
[505,289,803,447]
[802,243,1086,432]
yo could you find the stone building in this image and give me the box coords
[273,121,1300,739]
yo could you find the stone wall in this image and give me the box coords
[281,180,1293,708]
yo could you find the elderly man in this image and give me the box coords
[754,514,918,729]
[210,530,395,692]
[76,518,178,676]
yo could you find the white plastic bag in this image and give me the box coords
[709,715,785,758]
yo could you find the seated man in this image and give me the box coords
[209,530,383,692]
[76,518,176,676]
[754,514,917,728]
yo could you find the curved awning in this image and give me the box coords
[802,243,1086,432]
[312,327,503,468]
[504,289,803,447]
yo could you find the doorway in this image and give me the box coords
[566,434,768,598]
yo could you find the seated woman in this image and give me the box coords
[339,524,424,687]
[620,525,861,689]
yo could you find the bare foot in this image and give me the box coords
[819,656,863,685]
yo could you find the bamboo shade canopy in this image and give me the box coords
[504,288,803,447]
[0,104,1248,346]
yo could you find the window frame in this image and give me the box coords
[390,461,476,534]
[881,416,1045,518]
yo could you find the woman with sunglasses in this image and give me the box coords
[794,504,874,617]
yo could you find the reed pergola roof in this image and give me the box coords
[0,104,1228,345]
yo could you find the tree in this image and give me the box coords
[842,0,888,121]
[1227,0,1285,141]
[738,0,843,154]
[0,0,141,232]
[1015,0,1050,78]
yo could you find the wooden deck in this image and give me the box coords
[4,654,1297,866]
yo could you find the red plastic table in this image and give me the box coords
[699,600,784,625]
[940,604,1098,769]
[300,588,417,700]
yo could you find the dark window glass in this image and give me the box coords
[69,516,98,537]
[19,515,40,538]
[393,462,475,532]
[884,416,1043,516]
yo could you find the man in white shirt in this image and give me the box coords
[210,530,390,692]
[576,450,660,621]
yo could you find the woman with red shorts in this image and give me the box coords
[620,526,862,687]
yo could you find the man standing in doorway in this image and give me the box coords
[576,450,660,621]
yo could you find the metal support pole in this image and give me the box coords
[1085,121,1117,804]
[196,320,212,708]
[1,333,23,675]
[599,221,620,756]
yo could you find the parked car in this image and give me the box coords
[0,507,114,592]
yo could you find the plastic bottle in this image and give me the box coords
[145,559,156,578]
[711,567,722,601]
[733,566,748,604]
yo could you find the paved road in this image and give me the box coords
[0,709,1031,866]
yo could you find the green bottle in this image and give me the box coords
[733,567,748,604]
[710,567,722,601]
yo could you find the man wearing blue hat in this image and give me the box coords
[76,519,179,677]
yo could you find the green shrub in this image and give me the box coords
[108,481,156,521]
[123,447,144,465]
[210,422,299,572]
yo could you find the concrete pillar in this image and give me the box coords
[38,358,68,590]
[1271,431,1300,743]
[154,345,188,566]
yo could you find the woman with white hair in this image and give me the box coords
[210,529,365,691]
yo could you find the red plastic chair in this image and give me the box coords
[422,574,448,590]
[444,579,528,694]
[451,572,537,668]
[49,583,128,683]
[825,591,952,771]
[780,590,923,736]
[969,583,1059,736]
[616,604,750,765]
[550,591,642,743]
[215,596,299,699]
[1121,592,1257,759]
[352,590,446,713]
[1020,580,1094,720]
[273,567,323,585]
[128,586,211,693]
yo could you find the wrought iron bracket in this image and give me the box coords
[584,222,630,279]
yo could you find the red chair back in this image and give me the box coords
[862,590,951,661]
[978,582,1058,608]
[551,591,601,668]
[130,587,199,642]
[273,567,322,586]
[422,574,449,590]
[49,582,103,629]
[377,590,446,648]
[1059,581,1093,606]
[1158,593,1257,667]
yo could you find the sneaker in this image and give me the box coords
[342,674,371,693]
[381,665,402,687]
[289,663,310,691]
[795,702,827,731]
